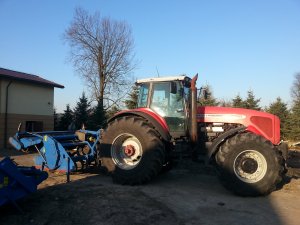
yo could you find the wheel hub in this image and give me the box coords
[241,158,258,174]
[124,145,135,157]
[233,150,268,183]
[111,133,143,170]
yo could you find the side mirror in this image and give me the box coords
[170,81,177,94]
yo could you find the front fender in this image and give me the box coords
[108,109,171,142]
[207,126,246,162]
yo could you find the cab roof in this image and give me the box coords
[136,75,190,84]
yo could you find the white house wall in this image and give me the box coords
[0,80,54,116]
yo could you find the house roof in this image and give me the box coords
[0,67,64,88]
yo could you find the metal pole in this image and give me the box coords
[4,81,12,149]
[67,157,70,183]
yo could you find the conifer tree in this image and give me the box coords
[266,97,289,139]
[106,105,120,119]
[53,108,59,131]
[232,94,245,108]
[286,73,300,140]
[219,99,232,107]
[125,85,139,109]
[73,92,91,129]
[89,101,107,130]
[285,100,300,141]
[58,104,74,130]
[244,90,261,110]
[198,84,219,106]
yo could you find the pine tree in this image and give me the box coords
[285,100,300,141]
[53,108,59,131]
[286,73,300,141]
[106,105,120,118]
[58,104,74,130]
[125,85,139,109]
[266,97,289,139]
[73,92,91,129]
[232,94,245,108]
[89,101,107,130]
[244,90,261,110]
[219,99,232,107]
[198,84,219,106]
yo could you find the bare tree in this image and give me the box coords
[64,7,136,109]
[291,73,300,102]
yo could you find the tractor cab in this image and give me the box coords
[136,76,192,138]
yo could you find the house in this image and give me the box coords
[0,68,64,149]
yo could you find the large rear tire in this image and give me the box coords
[100,116,165,185]
[215,133,285,196]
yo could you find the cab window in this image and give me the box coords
[150,81,185,133]
[137,83,149,108]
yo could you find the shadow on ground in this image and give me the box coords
[1,151,300,225]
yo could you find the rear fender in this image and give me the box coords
[207,126,283,163]
[108,109,171,142]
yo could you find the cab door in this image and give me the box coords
[149,81,186,138]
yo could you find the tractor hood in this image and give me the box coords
[197,106,281,145]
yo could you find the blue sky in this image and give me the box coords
[0,0,300,112]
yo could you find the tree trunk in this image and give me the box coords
[98,63,105,111]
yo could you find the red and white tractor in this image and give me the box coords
[100,74,287,196]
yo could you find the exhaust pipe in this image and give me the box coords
[190,74,198,145]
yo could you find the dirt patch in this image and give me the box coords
[1,152,300,225]
[1,177,179,225]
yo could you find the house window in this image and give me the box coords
[25,121,43,132]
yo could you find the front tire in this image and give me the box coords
[100,116,165,185]
[215,133,284,196]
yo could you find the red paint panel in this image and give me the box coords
[197,106,281,144]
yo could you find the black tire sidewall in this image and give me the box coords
[101,117,164,183]
[217,133,282,196]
